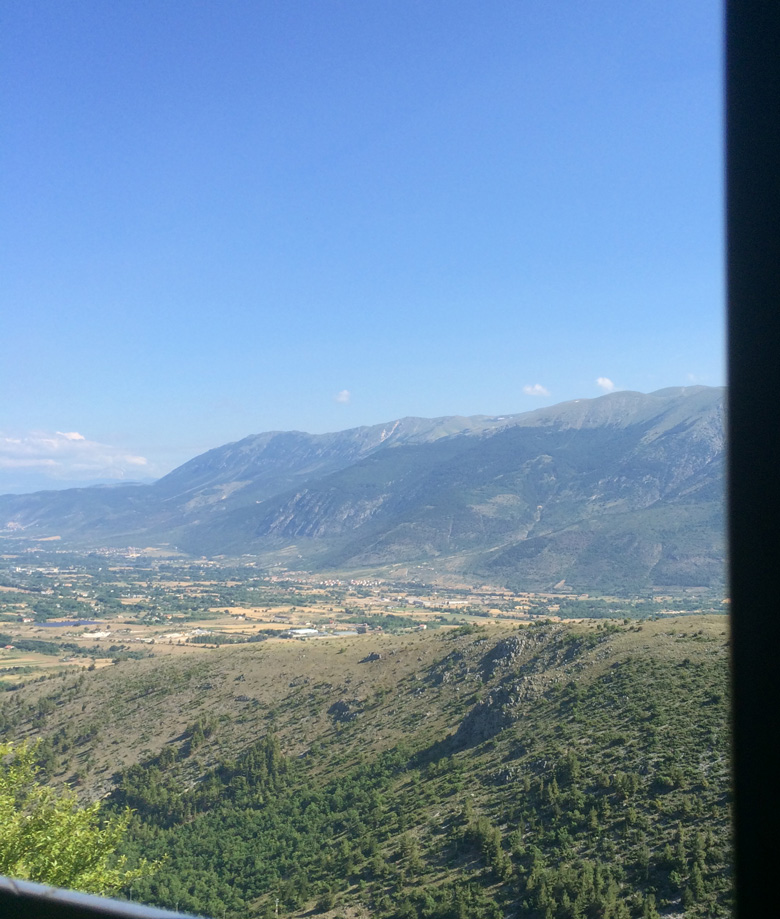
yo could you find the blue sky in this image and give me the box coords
[0,1,724,492]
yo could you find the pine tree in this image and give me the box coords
[643,892,660,919]
[690,862,707,901]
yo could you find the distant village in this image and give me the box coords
[0,542,726,684]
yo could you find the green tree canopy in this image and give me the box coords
[0,741,152,895]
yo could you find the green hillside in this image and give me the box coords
[1,617,732,918]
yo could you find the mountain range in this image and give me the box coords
[0,386,725,593]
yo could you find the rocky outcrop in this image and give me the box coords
[454,677,539,747]
[327,698,364,723]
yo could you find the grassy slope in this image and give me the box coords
[0,618,731,919]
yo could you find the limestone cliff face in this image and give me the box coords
[254,488,393,538]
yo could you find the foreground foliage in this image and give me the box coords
[0,741,152,895]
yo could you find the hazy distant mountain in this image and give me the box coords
[0,387,725,592]
[0,473,158,495]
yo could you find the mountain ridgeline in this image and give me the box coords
[0,387,725,593]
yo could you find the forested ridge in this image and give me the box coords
[1,618,731,918]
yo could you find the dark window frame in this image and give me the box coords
[726,2,780,917]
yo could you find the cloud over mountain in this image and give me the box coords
[0,430,149,483]
[523,383,551,397]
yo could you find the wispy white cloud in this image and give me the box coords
[0,431,149,481]
[334,389,351,404]
[596,377,616,392]
[523,383,550,397]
